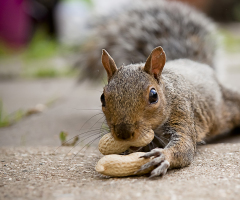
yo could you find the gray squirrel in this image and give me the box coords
[80,0,240,177]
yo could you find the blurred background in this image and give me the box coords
[1,0,240,147]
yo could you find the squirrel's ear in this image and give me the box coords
[144,46,166,81]
[102,49,118,81]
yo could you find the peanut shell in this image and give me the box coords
[98,131,154,155]
[95,152,153,177]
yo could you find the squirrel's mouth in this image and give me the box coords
[127,135,166,153]
[129,146,142,151]
[128,146,144,153]
[120,146,144,155]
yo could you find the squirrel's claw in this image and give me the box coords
[136,148,170,177]
[138,154,165,172]
[149,160,170,178]
[139,148,162,158]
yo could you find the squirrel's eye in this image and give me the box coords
[149,88,158,104]
[100,93,105,107]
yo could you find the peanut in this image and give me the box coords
[95,152,154,177]
[98,131,154,155]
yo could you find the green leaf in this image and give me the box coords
[59,131,68,142]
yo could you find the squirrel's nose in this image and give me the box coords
[114,123,134,140]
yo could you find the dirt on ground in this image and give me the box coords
[0,144,240,200]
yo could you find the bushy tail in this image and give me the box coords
[76,0,218,81]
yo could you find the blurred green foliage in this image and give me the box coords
[0,100,10,127]
[59,131,68,143]
[59,131,79,146]
[22,29,77,78]
[0,100,25,128]
[62,0,93,6]
[0,28,59,59]
[23,30,58,60]
[0,96,59,128]
[27,68,59,78]
[220,29,240,52]
[23,65,77,78]
[1,22,240,80]
[0,27,77,79]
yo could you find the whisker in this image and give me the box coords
[54,128,106,153]
[151,141,154,149]
[99,118,109,136]
[76,113,104,132]
[154,134,167,146]
[71,135,103,160]
[89,115,106,130]
[81,134,103,155]
[93,141,102,153]
[157,134,169,141]
[64,131,107,157]
[73,128,106,138]
[91,118,110,153]
[75,124,109,147]
[140,125,169,142]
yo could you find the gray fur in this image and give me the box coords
[101,56,240,176]
[87,0,240,177]
[77,0,217,80]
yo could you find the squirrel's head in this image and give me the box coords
[101,47,167,142]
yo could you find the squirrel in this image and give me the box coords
[81,0,240,177]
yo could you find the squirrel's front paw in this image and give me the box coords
[136,148,170,178]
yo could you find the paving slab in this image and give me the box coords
[0,144,240,200]
[0,79,104,146]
